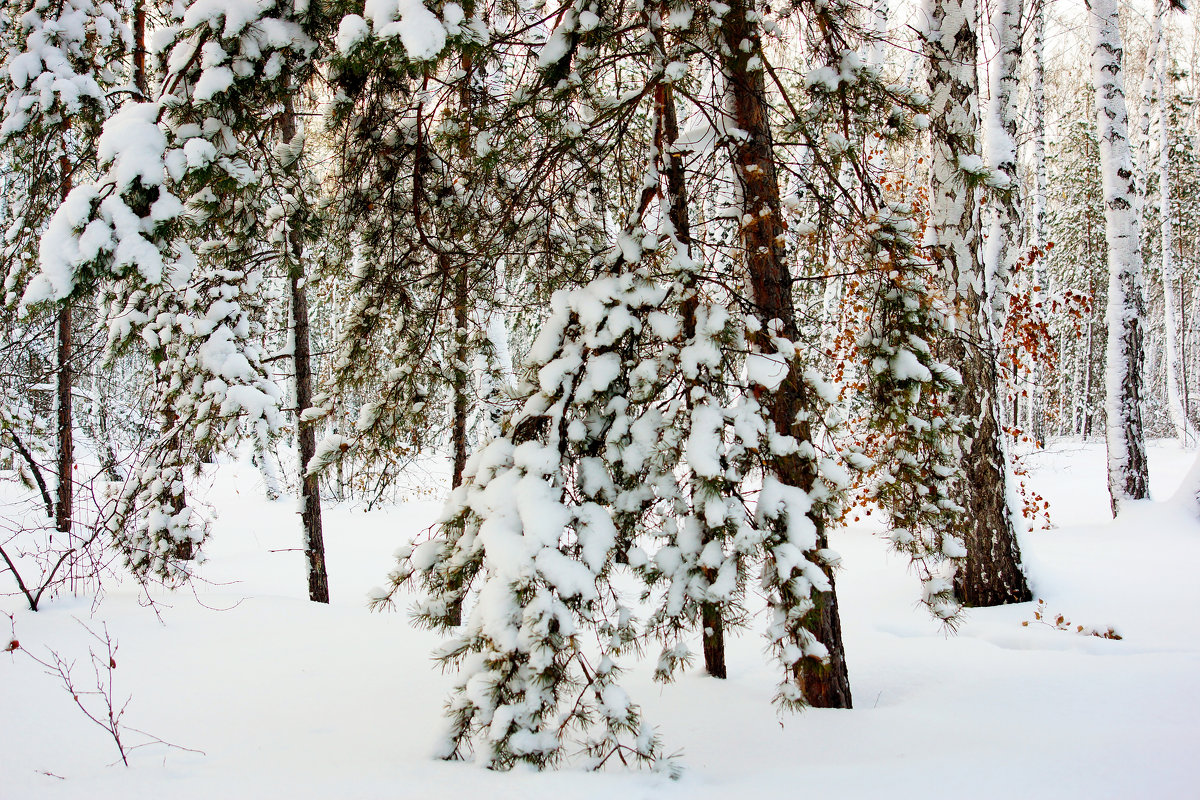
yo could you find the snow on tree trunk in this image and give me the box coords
[653,63,727,679]
[985,0,1023,332]
[921,0,1032,606]
[1153,11,1195,446]
[1087,0,1151,515]
[718,0,850,707]
[282,94,329,605]
[293,267,329,604]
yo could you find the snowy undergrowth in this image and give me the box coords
[2,440,1199,798]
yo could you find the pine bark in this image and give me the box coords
[133,0,147,98]
[282,96,330,603]
[444,52,476,627]
[923,0,1031,606]
[718,0,850,706]
[54,156,73,537]
[291,267,329,603]
[450,257,469,489]
[55,300,72,536]
[655,72,725,679]
[1087,0,1151,515]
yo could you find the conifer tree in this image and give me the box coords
[370,0,973,767]
[1045,108,1107,437]
[21,0,328,579]
[0,0,128,542]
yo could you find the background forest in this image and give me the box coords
[1,0,1198,792]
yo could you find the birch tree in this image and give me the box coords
[1087,0,1151,514]
[1149,0,1195,445]
[1027,0,1049,445]
[920,0,1032,605]
[985,0,1023,331]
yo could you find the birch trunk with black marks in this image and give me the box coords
[1029,0,1048,446]
[922,0,1031,606]
[1087,0,1150,515]
[986,0,1023,332]
[1151,5,1194,446]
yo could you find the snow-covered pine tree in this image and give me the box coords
[371,0,971,767]
[1086,0,1151,515]
[366,1,689,768]
[21,0,328,579]
[854,209,968,624]
[311,0,521,512]
[0,0,129,542]
[919,0,1032,605]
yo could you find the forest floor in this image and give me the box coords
[2,438,1199,799]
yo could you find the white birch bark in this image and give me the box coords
[1029,0,1049,445]
[870,0,888,70]
[985,0,1023,331]
[1030,0,1047,257]
[1135,6,1164,220]
[1155,27,1196,445]
[1087,0,1151,514]
[921,0,1030,605]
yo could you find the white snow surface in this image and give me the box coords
[3,439,1200,797]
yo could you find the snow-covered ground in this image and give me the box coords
[3,439,1199,798]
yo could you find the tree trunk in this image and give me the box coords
[985,0,1023,331]
[443,51,478,627]
[450,256,469,489]
[55,153,73,539]
[133,0,147,98]
[1153,13,1194,446]
[292,269,329,603]
[923,0,1031,606]
[953,341,1032,606]
[1087,0,1151,515]
[1029,0,1048,447]
[718,0,850,706]
[282,95,330,604]
[655,70,725,679]
[55,301,72,536]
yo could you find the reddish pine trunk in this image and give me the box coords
[55,155,73,537]
[292,269,329,603]
[718,0,850,707]
[282,95,329,603]
[55,301,72,536]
